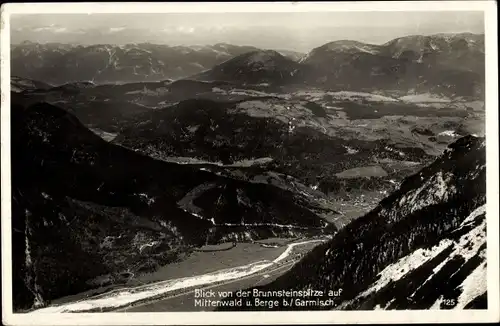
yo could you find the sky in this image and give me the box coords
[10,11,484,52]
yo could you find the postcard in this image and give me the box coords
[1,1,498,325]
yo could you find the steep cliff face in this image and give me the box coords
[10,100,332,311]
[218,135,487,310]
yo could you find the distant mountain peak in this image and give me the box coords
[325,39,374,47]
[214,42,231,48]
[382,32,484,48]
[242,50,285,64]
[431,32,483,38]
[193,48,300,84]
[311,40,380,55]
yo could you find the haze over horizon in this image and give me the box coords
[11,11,484,52]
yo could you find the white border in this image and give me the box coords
[1,1,499,325]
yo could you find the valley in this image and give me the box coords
[31,237,328,312]
[9,31,487,313]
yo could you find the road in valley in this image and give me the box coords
[119,238,325,312]
[31,238,325,313]
[119,259,297,312]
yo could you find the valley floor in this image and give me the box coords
[30,237,328,313]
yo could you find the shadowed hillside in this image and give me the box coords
[11,100,333,311]
[217,135,487,310]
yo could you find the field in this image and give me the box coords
[48,239,299,307]
[35,238,327,312]
[136,241,296,284]
[326,190,386,228]
[335,165,388,178]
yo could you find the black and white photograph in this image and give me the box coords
[1,1,498,325]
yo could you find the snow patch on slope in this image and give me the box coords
[353,204,487,309]
[438,130,460,137]
[357,239,454,300]
[399,93,452,103]
[328,91,398,102]
[454,262,487,309]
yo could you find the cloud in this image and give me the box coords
[32,24,69,33]
[176,26,195,34]
[33,26,54,32]
[206,26,230,33]
[54,27,68,33]
[108,27,126,33]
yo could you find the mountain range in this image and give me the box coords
[10,41,304,85]
[196,33,484,98]
[302,33,484,73]
[11,33,484,98]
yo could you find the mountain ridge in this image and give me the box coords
[12,33,484,97]
[10,42,304,85]
[216,134,487,310]
[194,33,484,97]
[192,50,301,85]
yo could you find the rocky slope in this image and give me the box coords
[11,99,333,311]
[217,135,487,310]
